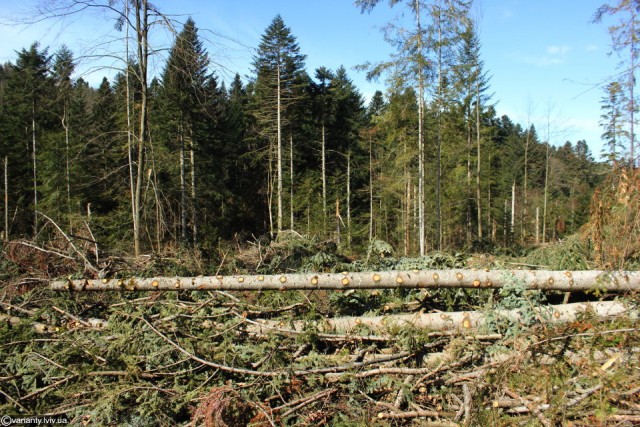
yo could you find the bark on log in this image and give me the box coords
[50,269,640,292]
[248,301,631,334]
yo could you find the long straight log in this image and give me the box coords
[50,269,640,292]
[249,301,631,334]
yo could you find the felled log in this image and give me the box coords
[248,301,631,334]
[50,269,640,292]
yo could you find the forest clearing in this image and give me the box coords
[1,0,640,425]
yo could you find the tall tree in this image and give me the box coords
[251,14,307,235]
[599,80,629,163]
[160,17,212,246]
[427,0,471,250]
[311,66,335,233]
[7,43,53,235]
[51,45,75,225]
[594,0,640,168]
[357,0,432,255]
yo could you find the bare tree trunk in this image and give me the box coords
[522,103,533,242]
[267,141,274,238]
[405,171,411,255]
[466,106,472,244]
[250,301,629,334]
[180,124,186,243]
[436,4,443,251]
[347,150,351,246]
[190,127,197,246]
[536,207,540,244]
[543,145,550,244]
[322,124,327,233]
[290,133,294,230]
[62,102,71,226]
[53,270,640,293]
[415,0,426,256]
[369,132,374,241]
[476,80,482,240]
[3,156,8,241]
[335,198,341,244]
[631,13,636,168]
[133,0,149,257]
[511,181,515,238]
[124,0,137,255]
[522,127,530,242]
[276,65,283,234]
[32,100,38,234]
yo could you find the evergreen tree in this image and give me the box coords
[160,17,214,246]
[5,43,53,236]
[593,0,640,167]
[599,80,629,163]
[251,15,307,235]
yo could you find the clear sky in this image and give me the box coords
[0,0,622,157]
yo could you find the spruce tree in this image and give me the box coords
[251,14,307,236]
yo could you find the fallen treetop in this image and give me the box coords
[51,269,640,292]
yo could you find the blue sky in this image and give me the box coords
[0,0,621,157]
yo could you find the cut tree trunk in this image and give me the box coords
[51,269,640,292]
[248,301,630,334]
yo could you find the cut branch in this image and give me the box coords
[50,269,640,292]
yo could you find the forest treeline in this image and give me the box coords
[0,2,614,258]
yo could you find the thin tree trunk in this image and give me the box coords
[124,0,137,255]
[322,124,327,233]
[3,156,8,241]
[536,207,540,244]
[290,133,294,230]
[335,198,340,244]
[53,270,640,293]
[32,99,38,235]
[466,105,472,243]
[347,150,351,246]
[369,132,374,241]
[133,0,149,257]
[180,124,186,243]
[476,80,482,240]
[190,127,197,246]
[511,181,516,238]
[63,102,71,225]
[522,125,530,242]
[631,13,636,168]
[436,4,443,251]
[250,301,628,335]
[267,139,274,238]
[543,142,550,244]
[415,0,426,256]
[276,64,283,234]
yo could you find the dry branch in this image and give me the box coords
[50,269,640,292]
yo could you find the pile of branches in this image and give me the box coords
[1,281,639,426]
